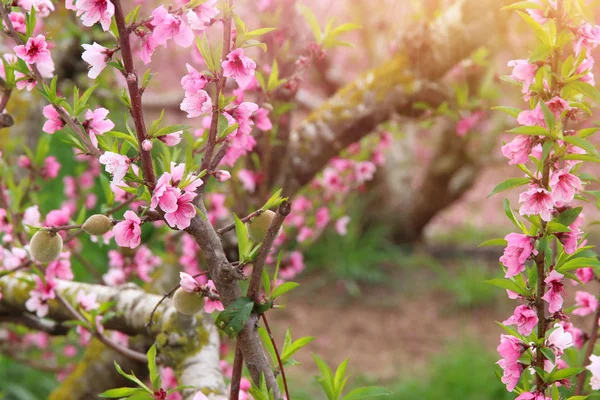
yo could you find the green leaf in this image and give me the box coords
[154,124,190,137]
[563,135,599,155]
[484,279,523,294]
[506,126,551,136]
[478,238,508,247]
[568,81,600,104]
[488,177,531,197]
[491,106,521,118]
[546,221,570,233]
[234,214,250,263]
[564,153,600,162]
[271,282,300,299]
[113,362,152,393]
[578,127,599,138]
[504,199,527,233]
[215,297,254,338]
[540,347,556,365]
[548,367,585,382]
[334,359,349,398]
[343,387,393,399]
[99,387,147,398]
[297,4,322,42]
[261,269,271,297]
[281,336,315,362]
[556,257,600,273]
[147,345,159,390]
[539,101,555,132]
[313,354,335,400]
[502,1,545,10]
[555,207,582,227]
[516,11,551,45]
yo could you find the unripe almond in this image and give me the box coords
[82,214,112,236]
[246,210,275,242]
[173,288,205,315]
[29,230,63,263]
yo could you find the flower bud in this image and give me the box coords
[173,288,205,315]
[214,170,231,182]
[142,139,153,151]
[247,210,275,242]
[29,230,63,263]
[82,214,112,236]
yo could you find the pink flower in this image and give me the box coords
[232,102,258,136]
[502,135,531,165]
[516,393,550,400]
[180,272,201,293]
[81,42,109,79]
[76,290,99,311]
[186,0,219,31]
[499,233,535,278]
[25,276,57,318]
[335,216,351,235]
[99,151,130,185]
[238,169,259,193]
[46,252,73,280]
[76,0,115,31]
[297,227,313,243]
[203,280,224,313]
[549,168,582,203]
[181,64,208,95]
[546,324,573,355]
[45,206,71,228]
[508,59,538,95]
[134,245,160,282]
[545,96,570,119]
[577,55,595,85]
[526,0,556,24]
[503,305,538,335]
[151,6,194,47]
[42,105,65,134]
[315,207,330,229]
[542,270,565,313]
[85,107,115,148]
[577,267,595,283]
[517,103,546,127]
[497,358,523,392]
[193,392,209,400]
[180,90,212,118]
[158,131,182,146]
[5,12,26,34]
[113,211,141,249]
[575,22,600,55]
[164,192,197,230]
[279,251,305,280]
[142,139,153,151]
[587,355,600,390]
[23,205,41,228]
[456,111,483,137]
[140,32,160,65]
[355,161,376,184]
[519,187,555,221]
[574,291,598,316]
[497,335,524,362]
[222,48,256,88]
[253,108,273,131]
[14,35,52,65]
[41,156,61,179]
[214,170,231,182]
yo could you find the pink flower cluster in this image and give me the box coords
[103,245,161,285]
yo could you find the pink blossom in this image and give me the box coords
[503,305,538,336]
[516,393,550,400]
[335,216,351,235]
[519,187,555,222]
[41,156,61,179]
[23,332,49,348]
[497,334,524,362]
[134,245,160,282]
[222,48,256,88]
[186,0,219,31]
[45,206,71,228]
[76,290,99,311]
[180,272,202,293]
[508,59,538,95]
[577,55,595,85]
[14,35,52,65]
[25,276,57,318]
[142,139,153,151]
[85,107,115,148]
[546,324,573,355]
[502,135,531,165]
[238,169,259,193]
[99,151,130,185]
[497,358,523,392]
[355,161,376,184]
[574,291,598,316]
[315,207,330,229]
[279,251,304,280]
[19,0,55,17]
[253,108,273,131]
[526,0,556,24]
[587,355,600,390]
[557,229,582,255]
[542,270,566,313]
[18,155,32,169]
[499,233,535,278]
[140,32,160,65]
[193,392,209,400]
[232,102,258,136]
[5,12,26,34]
[23,205,41,228]
[181,64,208,95]
[113,211,141,249]
[545,96,571,119]
[214,170,231,182]
[164,192,197,230]
[180,90,212,118]
[46,252,73,280]
[577,267,595,283]
[549,168,582,203]
[151,6,194,47]
[456,111,483,137]
[203,280,224,313]
[158,131,182,146]
[297,227,314,243]
[517,103,546,127]
[81,42,109,79]
[575,22,600,55]
[76,0,115,31]
[42,105,65,134]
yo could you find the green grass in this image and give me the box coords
[0,356,57,400]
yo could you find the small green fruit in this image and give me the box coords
[82,214,112,236]
[29,230,63,263]
[173,288,205,315]
[247,210,275,242]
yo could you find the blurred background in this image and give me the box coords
[3,0,600,399]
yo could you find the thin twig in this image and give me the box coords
[261,313,291,400]
[229,344,244,400]
[217,209,265,235]
[55,291,147,363]
[113,0,156,189]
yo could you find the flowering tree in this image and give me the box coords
[490,0,600,398]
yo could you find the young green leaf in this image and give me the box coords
[343,387,393,400]
[215,297,254,338]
